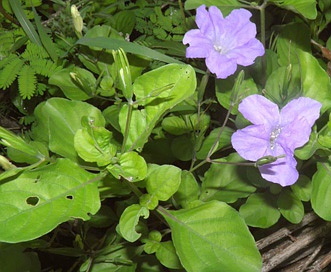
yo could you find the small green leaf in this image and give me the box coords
[159,201,262,272]
[146,164,181,201]
[0,126,44,161]
[107,151,147,182]
[74,127,117,166]
[291,175,312,201]
[143,230,162,254]
[139,193,159,210]
[277,189,304,224]
[311,162,331,220]
[155,241,183,269]
[196,126,233,159]
[49,67,94,100]
[119,204,149,242]
[173,170,200,208]
[171,134,194,161]
[239,193,280,228]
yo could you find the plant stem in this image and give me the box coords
[206,103,234,159]
[259,0,268,84]
[121,100,133,153]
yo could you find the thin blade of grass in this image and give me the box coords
[76,37,184,65]
[32,6,58,62]
[9,0,42,46]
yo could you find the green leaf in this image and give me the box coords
[264,65,301,107]
[295,128,322,160]
[277,189,304,224]
[119,64,196,150]
[0,158,101,243]
[311,162,331,220]
[76,37,183,65]
[171,134,194,161]
[74,127,117,166]
[119,204,149,242]
[239,193,280,228]
[196,126,233,159]
[146,164,181,201]
[184,0,241,13]
[0,244,41,272]
[173,170,200,208]
[159,201,262,272]
[216,77,258,115]
[200,153,256,203]
[291,175,312,201]
[49,67,94,101]
[162,113,210,136]
[32,98,105,162]
[155,241,182,269]
[107,151,147,182]
[269,0,317,19]
[0,126,44,160]
[299,49,331,113]
[276,22,311,66]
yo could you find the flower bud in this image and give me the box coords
[71,5,83,36]
[112,48,133,100]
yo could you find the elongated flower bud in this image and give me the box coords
[71,5,83,36]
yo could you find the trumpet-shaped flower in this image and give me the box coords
[231,95,322,186]
[183,5,265,79]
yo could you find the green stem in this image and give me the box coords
[259,0,268,85]
[121,100,133,153]
[206,103,234,159]
[178,0,187,31]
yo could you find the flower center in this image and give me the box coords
[213,43,228,54]
[270,126,282,150]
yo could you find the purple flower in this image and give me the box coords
[231,94,322,186]
[183,5,265,79]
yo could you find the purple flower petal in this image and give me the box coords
[279,118,312,151]
[183,5,264,79]
[259,154,298,186]
[229,39,265,66]
[205,51,237,79]
[238,94,280,126]
[231,94,321,187]
[222,9,256,47]
[280,97,322,127]
[231,124,270,161]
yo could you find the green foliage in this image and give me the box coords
[160,201,262,272]
[0,158,100,243]
[1,0,331,271]
[0,43,62,99]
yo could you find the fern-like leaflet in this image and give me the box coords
[18,65,37,99]
[0,56,24,89]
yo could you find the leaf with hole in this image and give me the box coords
[0,158,101,243]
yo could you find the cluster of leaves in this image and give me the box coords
[1,0,331,271]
